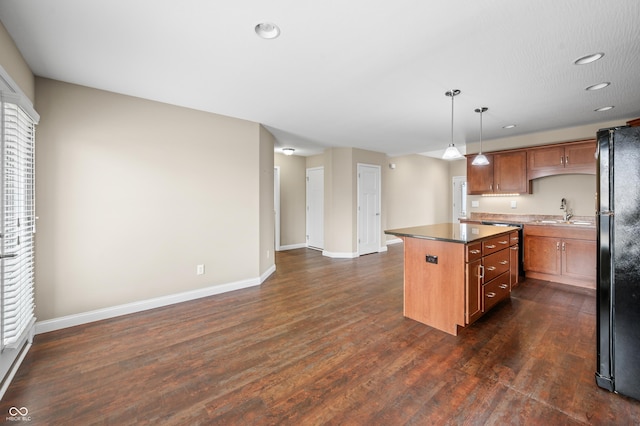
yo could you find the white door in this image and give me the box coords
[452,176,467,222]
[358,164,381,255]
[306,167,324,250]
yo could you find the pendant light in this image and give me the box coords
[442,89,464,160]
[472,107,490,165]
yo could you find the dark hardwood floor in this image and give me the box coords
[2,244,640,425]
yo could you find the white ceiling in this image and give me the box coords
[1,0,639,157]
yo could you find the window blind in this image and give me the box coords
[1,100,36,350]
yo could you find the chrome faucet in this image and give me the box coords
[560,198,572,221]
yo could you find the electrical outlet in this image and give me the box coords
[511,200,517,209]
[471,200,479,208]
[196,264,205,275]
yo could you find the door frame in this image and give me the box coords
[274,166,280,251]
[452,175,467,222]
[306,167,324,250]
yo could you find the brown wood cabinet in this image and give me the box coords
[467,151,529,195]
[527,140,596,180]
[523,224,596,288]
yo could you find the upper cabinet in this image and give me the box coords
[467,151,529,195]
[467,139,596,195]
[527,140,596,180]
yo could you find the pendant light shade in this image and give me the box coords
[442,89,463,160]
[472,107,490,165]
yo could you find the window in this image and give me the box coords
[0,67,39,397]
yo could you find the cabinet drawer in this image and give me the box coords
[483,235,511,255]
[483,249,510,282]
[466,242,482,263]
[483,272,510,312]
[509,231,519,246]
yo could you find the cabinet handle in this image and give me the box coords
[478,265,485,279]
[499,284,509,289]
[490,184,493,191]
[486,266,496,271]
[560,156,564,165]
[499,240,508,245]
[562,242,566,251]
[486,244,496,249]
[497,184,500,191]
[469,249,481,254]
[499,260,508,265]
[486,292,496,298]
[510,246,518,251]
[565,156,569,165]
[557,242,560,250]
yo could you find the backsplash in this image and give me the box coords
[466,174,596,218]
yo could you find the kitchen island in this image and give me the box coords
[385,223,520,336]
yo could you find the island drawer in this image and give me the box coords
[466,242,482,262]
[483,234,511,255]
[483,271,510,312]
[482,249,510,282]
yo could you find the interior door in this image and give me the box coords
[306,167,324,250]
[358,164,381,255]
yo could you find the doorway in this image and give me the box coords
[452,176,467,222]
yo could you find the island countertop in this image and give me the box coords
[385,222,520,244]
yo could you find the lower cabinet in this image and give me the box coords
[523,224,596,288]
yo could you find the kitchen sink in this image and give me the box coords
[530,219,593,226]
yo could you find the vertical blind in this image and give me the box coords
[1,100,36,350]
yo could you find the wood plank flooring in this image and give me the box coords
[2,244,640,425]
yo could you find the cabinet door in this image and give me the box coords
[524,235,561,275]
[465,259,482,324]
[494,151,528,194]
[510,244,519,287]
[467,154,494,195]
[562,238,597,283]
[564,141,596,174]
[527,145,565,179]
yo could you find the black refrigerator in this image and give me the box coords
[595,125,640,401]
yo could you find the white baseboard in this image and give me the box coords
[277,243,307,251]
[35,266,276,335]
[322,250,358,258]
[378,245,388,252]
[385,238,403,245]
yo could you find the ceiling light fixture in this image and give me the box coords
[586,82,611,91]
[574,52,604,65]
[442,89,464,160]
[502,124,516,129]
[595,106,614,112]
[255,22,280,39]
[282,147,295,155]
[472,107,490,166]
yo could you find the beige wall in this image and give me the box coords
[259,126,275,272]
[384,154,451,233]
[274,153,306,247]
[0,20,34,102]
[35,78,271,320]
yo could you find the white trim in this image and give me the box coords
[277,243,307,251]
[0,66,39,122]
[274,166,281,250]
[322,250,358,258]
[378,245,388,253]
[34,270,276,335]
[385,238,403,245]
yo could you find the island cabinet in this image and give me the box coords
[385,223,519,336]
[523,224,596,288]
[467,151,529,195]
[527,140,596,180]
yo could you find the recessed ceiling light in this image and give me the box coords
[586,82,611,91]
[595,106,614,112]
[502,124,516,129]
[255,22,280,39]
[574,52,604,65]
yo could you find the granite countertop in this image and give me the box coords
[385,223,519,244]
[463,213,596,228]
